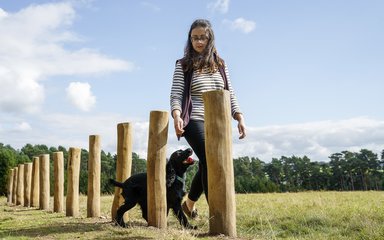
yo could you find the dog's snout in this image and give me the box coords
[186,148,193,155]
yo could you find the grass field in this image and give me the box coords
[1,191,383,239]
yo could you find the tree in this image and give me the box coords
[21,144,49,160]
[0,144,18,195]
[309,161,331,190]
[100,151,115,194]
[329,153,348,190]
[265,158,283,186]
[131,152,146,175]
[357,149,381,190]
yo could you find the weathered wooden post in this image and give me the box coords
[7,169,14,204]
[147,111,168,228]
[66,147,81,217]
[39,154,50,210]
[12,167,18,205]
[203,90,237,237]
[87,135,101,218]
[111,123,132,222]
[24,163,33,207]
[30,157,40,207]
[53,152,64,213]
[16,164,24,206]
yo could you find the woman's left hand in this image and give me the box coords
[235,113,246,139]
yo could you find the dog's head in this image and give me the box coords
[166,148,195,187]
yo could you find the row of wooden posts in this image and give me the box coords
[6,142,101,217]
[5,90,237,237]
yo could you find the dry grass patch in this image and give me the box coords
[1,192,383,239]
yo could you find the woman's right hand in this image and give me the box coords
[172,110,184,139]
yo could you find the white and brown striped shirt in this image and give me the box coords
[170,61,241,121]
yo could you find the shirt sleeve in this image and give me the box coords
[224,63,242,118]
[170,61,184,116]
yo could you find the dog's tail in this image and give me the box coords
[109,179,124,188]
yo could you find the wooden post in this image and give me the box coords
[30,157,40,207]
[16,164,24,206]
[111,123,132,222]
[7,169,14,204]
[53,152,64,213]
[203,90,237,237]
[87,135,101,218]
[66,147,81,217]
[147,111,168,228]
[12,167,18,205]
[23,163,33,207]
[39,154,50,210]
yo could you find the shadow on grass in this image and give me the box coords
[1,205,207,239]
[0,221,154,240]
[1,208,195,240]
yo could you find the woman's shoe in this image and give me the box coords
[182,201,198,219]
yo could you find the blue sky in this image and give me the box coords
[0,0,383,162]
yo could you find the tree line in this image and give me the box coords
[233,149,384,193]
[1,143,383,196]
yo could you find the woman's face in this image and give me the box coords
[190,27,209,54]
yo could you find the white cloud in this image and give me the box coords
[233,117,384,162]
[224,18,256,34]
[66,82,96,111]
[16,122,32,131]
[1,115,383,163]
[141,2,161,12]
[208,0,230,14]
[0,66,44,113]
[0,2,134,114]
[18,113,149,158]
[0,8,7,18]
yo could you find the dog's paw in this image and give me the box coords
[186,224,198,230]
[114,219,127,228]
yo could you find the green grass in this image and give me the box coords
[1,192,384,239]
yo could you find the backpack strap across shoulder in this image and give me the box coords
[176,58,228,130]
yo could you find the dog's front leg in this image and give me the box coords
[172,206,197,229]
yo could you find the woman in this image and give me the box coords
[170,19,246,219]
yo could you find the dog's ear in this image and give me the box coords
[166,164,176,187]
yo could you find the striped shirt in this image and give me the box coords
[170,61,241,121]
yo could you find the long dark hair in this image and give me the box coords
[182,19,224,73]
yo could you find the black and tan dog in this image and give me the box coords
[110,148,196,229]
